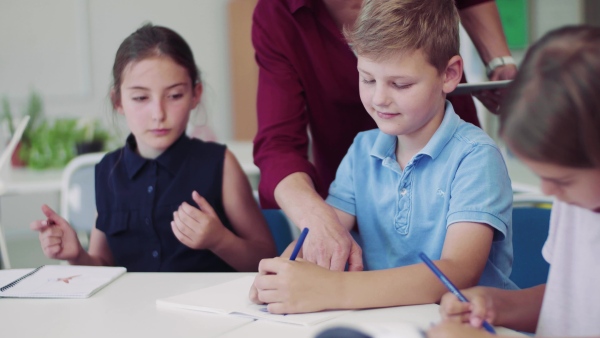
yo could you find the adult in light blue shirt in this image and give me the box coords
[327,102,517,290]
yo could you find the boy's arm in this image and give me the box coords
[332,221,493,309]
[256,221,493,313]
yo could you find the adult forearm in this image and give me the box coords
[459,2,511,64]
[274,172,332,229]
[274,172,360,271]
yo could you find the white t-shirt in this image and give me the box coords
[536,200,600,336]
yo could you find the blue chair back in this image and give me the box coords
[510,205,551,289]
[261,209,293,256]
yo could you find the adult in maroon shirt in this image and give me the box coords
[252,0,516,271]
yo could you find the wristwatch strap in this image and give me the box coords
[486,56,516,78]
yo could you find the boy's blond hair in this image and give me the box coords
[345,0,460,74]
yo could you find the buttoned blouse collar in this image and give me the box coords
[370,101,460,161]
[123,133,190,179]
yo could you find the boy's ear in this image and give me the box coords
[442,55,463,94]
[192,83,203,108]
[110,89,125,115]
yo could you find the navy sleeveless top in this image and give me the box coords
[95,134,236,272]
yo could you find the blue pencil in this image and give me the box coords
[289,228,309,261]
[419,252,496,334]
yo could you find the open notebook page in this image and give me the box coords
[157,275,350,326]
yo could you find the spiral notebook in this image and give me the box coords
[0,265,126,298]
[157,276,350,326]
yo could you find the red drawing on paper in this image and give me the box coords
[56,275,81,283]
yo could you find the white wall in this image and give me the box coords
[0,0,233,141]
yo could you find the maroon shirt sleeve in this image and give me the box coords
[252,1,319,208]
[455,0,494,10]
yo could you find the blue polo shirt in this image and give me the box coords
[95,134,236,272]
[326,103,517,289]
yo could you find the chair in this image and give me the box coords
[60,152,106,246]
[0,116,30,269]
[262,209,293,256]
[509,193,553,289]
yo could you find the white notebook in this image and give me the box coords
[156,275,350,326]
[0,265,126,298]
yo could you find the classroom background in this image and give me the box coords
[0,0,598,269]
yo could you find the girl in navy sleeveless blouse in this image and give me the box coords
[30,24,277,272]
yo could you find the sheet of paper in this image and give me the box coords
[157,275,350,326]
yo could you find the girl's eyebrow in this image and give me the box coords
[126,82,188,90]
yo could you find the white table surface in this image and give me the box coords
[0,272,526,338]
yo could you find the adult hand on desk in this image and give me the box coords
[274,173,363,272]
[30,204,83,260]
[302,219,363,272]
[251,257,344,314]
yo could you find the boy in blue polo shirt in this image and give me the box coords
[250,0,516,314]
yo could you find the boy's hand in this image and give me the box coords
[439,286,497,328]
[252,257,340,314]
[171,191,225,250]
[428,321,494,338]
[30,204,82,260]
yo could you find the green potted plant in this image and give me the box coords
[74,118,110,155]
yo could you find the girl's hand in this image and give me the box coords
[428,321,494,338]
[252,257,341,314]
[439,286,497,328]
[171,191,226,250]
[30,204,83,261]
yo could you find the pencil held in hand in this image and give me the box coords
[290,228,309,261]
[418,252,496,334]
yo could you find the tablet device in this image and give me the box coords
[449,80,512,96]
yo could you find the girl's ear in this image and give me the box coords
[110,89,125,115]
[442,55,463,94]
[192,83,203,109]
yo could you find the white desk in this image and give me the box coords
[0,272,526,338]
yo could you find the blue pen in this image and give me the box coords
[419,252,496,334]
[289,228,309,261]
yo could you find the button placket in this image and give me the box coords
[394,164,413,235]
